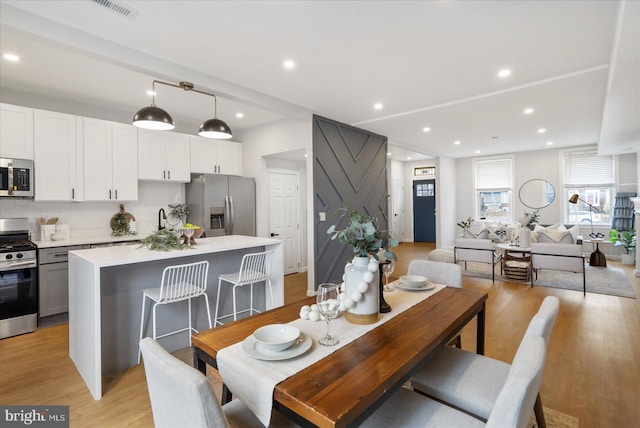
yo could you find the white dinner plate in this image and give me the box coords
[242,333,312,361]
[395,281,435,291]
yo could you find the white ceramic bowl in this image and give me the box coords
[50,233,66,241]
[400,275,428,289]
[253,324,300,353]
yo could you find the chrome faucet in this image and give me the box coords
[158,208,167,230]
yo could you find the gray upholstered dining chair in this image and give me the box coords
[139,337,299,428]
[454,238,503,282]
[409,296,560,428]
[361,334,548,428]
[407,259,464,347]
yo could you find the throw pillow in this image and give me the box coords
[463,228,489,239]
[537,230,574,244]
[566,225,579,244]
[487,225,508,242]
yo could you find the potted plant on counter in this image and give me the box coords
[610,229,636,264]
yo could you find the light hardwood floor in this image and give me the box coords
[1,242,638,427]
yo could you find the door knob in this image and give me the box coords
[270,233,280,237]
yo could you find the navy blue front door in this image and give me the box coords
[413,179,436,242]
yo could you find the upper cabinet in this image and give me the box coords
[0,103,34,159]
[83,118,138,201]
[138,129,190,182]
[190,136,243,176]
[34,109,83,201]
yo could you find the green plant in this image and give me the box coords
[327,202,398,261]
[111,212,136,237]
[168,203,189,224]
[139,229,187,251]
[609,229,636,254]
[457,217,474,229]
[522,209,540,228]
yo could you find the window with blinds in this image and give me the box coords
[474,157,513,221]
[563,149,614,225]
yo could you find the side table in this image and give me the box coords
[496,243,532,281]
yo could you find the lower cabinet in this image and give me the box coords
[38,245,88,317]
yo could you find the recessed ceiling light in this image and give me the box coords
[546,141,553,146]
[537,128,546,133]
[475,150,481,154]
[387,152,392,156]
[146,90,156,96]
[497,69,511,78]
[454,140,461,145]
[304,153,308,158]
[3,53,20,62]
[235,112,244,119]
[523,108,534,114]
[422,127,431,133]
[374,103,383,110]
[283,60,295,69]
[407,157,412,160]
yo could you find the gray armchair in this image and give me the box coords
[530,243,586,295]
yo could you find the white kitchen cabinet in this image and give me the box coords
[83,118,138,201]
[190,136,243,176]
[138,129,190,182]
[0,103,34,159]
[34,109,83,201]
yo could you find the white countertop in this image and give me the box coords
[68,235,281,268]
[33,234,144,249]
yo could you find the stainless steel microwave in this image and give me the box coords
[0,158,34,198]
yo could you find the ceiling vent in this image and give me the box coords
[89,0,137,19]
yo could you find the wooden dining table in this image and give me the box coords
[192,286,488,428]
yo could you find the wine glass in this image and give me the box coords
[182,227,195,247]
[316,283,340,346]
[382,260,395,291]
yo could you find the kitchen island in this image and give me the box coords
[68,235,283,400]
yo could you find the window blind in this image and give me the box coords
[563,150,614,187]
[475,158,512,189]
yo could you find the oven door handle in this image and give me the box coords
[0,260,37,271]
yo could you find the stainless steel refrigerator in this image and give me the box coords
[186,174,256,237]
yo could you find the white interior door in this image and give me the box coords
[392,179,405,242]
[268,171,300,275]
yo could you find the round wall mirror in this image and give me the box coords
[519,179,556,209]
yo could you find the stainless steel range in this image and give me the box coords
[0,218,38,339]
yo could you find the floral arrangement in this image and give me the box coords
[457,217,474,229]
[609,229,636,254]
[326,202,398,261]
[521,209,540,229]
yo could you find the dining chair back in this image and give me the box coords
[407,259,462,287]
[360,335,547,428]
[139,337,299,428]
[214,251,274,326]
[138,260,212,363]
[409,296,559,427]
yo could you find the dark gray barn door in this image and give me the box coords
[313,115,388,287]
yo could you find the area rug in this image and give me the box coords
[527,407,579,428]
[461,262,636,298]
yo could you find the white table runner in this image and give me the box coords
[217,282,446,426]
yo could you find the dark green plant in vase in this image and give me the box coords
[326,202,398,261]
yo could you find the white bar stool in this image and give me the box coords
[138,260,211,363]
[214,251,274,326]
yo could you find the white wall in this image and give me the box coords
[0,181,184,239]
[437,156,457,248]
[388,159,406,242]
[236,118,314,294]
[455,147,638,240]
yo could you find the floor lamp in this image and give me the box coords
[568,193,607,267]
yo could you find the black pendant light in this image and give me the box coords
[132,105,175,130]
[132,80,232,139]
[132,80,175,130]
